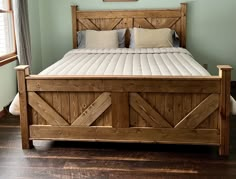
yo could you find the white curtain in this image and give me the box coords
[12,0,32,67]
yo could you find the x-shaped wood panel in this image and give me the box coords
[28,91,219,129]
[130,93,219,129]
[28,92,111,127]
[79,18,124,30]
[134,18,180,29]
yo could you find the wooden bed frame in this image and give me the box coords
[16,3,232,156]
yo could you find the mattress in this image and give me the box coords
[9,48,236,115]
[41,48,209,76]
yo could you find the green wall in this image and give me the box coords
[28,0,42,74]
[29,0,236,80]
[0,61,17,110]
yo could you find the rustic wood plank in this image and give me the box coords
[117,18,132,29]
[77,10,182,19]
[211,110,219,129]
[72,93,112,126]
[79,19,100,30]
[31,109,38,125]
[147,18,180,29]
[175,94,219,129]
[28,92,69,126]
[144,93,159,127]
[155,94,165,119]
[142,93,155,127]
[30,126,220,145]
[92,93,105,126]
[218,65,232,156]
[60,92,71,124]
[164,94,174,126]
[102,106,112,127]
[77,93,102,125]
[70,93,79,124]
[130,93,172,128]
[27,78,221,94]
[174,95,183,126]
[78,93,96,114]
[182,94,192,119]
[134,18,154,29]
[136,93,154,127]
[198,94,210,129]
[191,94,202,109]
[36,93,45,125]
[172,19,181,38]
[130,107,138,127]
[15,65,33,149]
[112,93,129,128]
[105,18,123,30]
[52,92,62,117]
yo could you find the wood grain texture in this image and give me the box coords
[112,93,129,128]
[134,18,155,29]
[28,92,69,126]
[79,19,100,30]
[71,6,77,48]
[175,94,219,129]
[72,93,112,126]
[27,78,221,93]
[218,65,232,156]
[130,93,172,128]
[72,4,187,48]
[29,126,220,145]
[38,92,53,125]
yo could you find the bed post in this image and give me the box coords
[15,65,33,149]
[71,5,78,49]
[218,65,232,156]
[180,3,187,48]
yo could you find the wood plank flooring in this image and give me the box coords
[0,88,236,179]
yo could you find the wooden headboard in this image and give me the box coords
[71,3,187,48]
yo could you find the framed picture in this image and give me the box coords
[103,0,138,2]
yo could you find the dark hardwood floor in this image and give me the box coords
[1,89,236,179]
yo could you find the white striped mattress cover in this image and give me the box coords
[9,48,236,115]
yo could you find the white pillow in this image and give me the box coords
[86,30,119,48]
[134,28,174,48]
[78,29,126,48]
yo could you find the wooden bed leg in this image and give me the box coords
[218,65,232,156]
[15,65,33,149]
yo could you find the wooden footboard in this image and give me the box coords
[16,65,232,156]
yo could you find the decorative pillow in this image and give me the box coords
[77,29,126,48]
[133,28,173,48]
[129,28,178,48]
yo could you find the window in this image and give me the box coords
[0,0,16,66]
